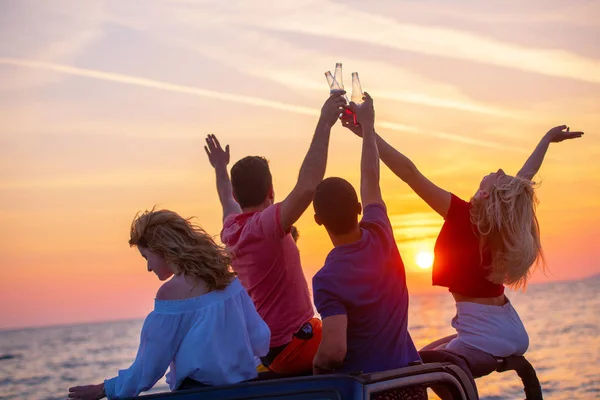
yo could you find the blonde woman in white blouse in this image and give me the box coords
[68,208,270,400]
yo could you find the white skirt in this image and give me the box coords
[445,297,529,358]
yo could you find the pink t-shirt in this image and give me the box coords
[221,203,314,347]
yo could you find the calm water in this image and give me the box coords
[1,277,598,399]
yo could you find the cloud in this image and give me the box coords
[0,58,315,115]
[387,0,600,27]
[169,0,600,84]
[0,1,105,91]
[378,121,529,154]
[394,233,439,244]
[390,212,442,227]
[126,24,516,118]
[0,167,195,190]
[389,211,442,243]
[0,57,524,153]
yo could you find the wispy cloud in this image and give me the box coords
[391,212,442,244]
[189,0,600,83]
[390,212,442,227]
[0,58,315,115]
[130,25,516,118]
[392,0,600,27]
[0,167,195,190]
[378,121,529,153]
[0,57,521,152]
[0,2,105,91]
[248,0,600,84]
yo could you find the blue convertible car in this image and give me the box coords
[124,352,542,400]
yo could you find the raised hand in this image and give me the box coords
[350,92,374,128]
[320,91,347,127]
[517,124,584,180]
[204,134,230,169]
[340,112,363,138]
[545,125,584,143]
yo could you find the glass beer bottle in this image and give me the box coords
[350,72,364,125]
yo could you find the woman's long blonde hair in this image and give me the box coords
[470,176,545,289]
[129,208,235,291]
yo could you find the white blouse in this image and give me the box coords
[103,278,270,399]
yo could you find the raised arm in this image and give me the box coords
[205,134,242,221]
[517,125,583,180]
[279,92,347,230]
[341,118,451,218]
[354,93,383,207]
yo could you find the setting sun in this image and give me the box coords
[415,251,434,269]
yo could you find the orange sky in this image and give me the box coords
[1,1,599,330]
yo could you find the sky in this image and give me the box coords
[0,0,598,330]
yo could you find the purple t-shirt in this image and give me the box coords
[312,203,420,374]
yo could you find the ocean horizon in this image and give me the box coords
[1,275,598,399]
[4,274,597,333]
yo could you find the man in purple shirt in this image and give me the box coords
[311,93,420,375]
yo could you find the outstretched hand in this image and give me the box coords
[204,134,230,169]
[545,125,584,143]
[320,91,347,127]
[68,383,105,400]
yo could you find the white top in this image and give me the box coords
[103,278,270,399]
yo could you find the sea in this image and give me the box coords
[1,276,598,400]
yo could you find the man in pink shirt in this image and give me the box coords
[204,92,347,376]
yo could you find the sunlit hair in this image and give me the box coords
[129,208,235,291]
[470,176,545,289]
